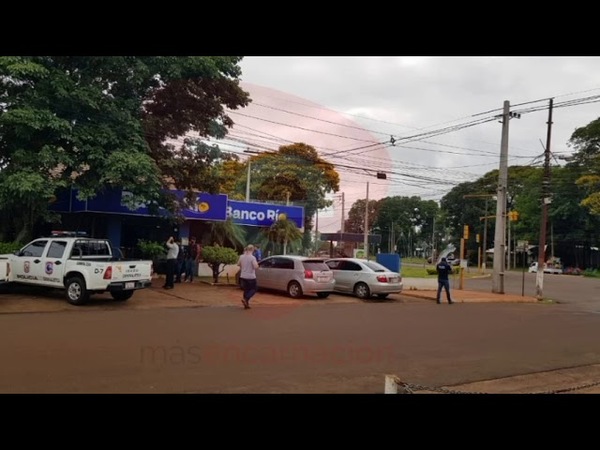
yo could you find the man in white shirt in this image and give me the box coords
[164,236,179,290]
[237,244,259,309]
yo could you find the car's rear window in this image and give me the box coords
[364,261,391,272]
[302,260,330,271]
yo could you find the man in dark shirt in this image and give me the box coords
[436,257,454,304]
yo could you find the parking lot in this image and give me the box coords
[0,273,542,319]
[0,276,378,315]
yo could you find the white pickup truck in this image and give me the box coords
[0,237,153,305]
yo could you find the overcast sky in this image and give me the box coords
[225,57,600,232]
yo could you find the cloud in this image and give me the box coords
[230,57,600,232]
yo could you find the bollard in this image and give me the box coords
[384,374,413,393]
[384,375,399,394]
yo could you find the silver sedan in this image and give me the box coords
[325,258,403,299]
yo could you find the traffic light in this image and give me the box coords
[463,225,469,240]
[508,210,519,221]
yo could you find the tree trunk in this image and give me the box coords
[212,264,220,283]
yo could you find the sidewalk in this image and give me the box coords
[152,275,538,305]
[400,276,538,304]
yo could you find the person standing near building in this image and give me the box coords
[237,244,259,309]
[184,236,201,283]
[175,238,185,283]
[253,244,262,262]
[164,236,179,290]
[436,257,454,304]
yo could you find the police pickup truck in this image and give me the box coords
[0,237,153,305]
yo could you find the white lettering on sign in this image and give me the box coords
[227,206,276,222]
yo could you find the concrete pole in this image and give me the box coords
[492,101,510,294]
[536,98,553,300]
[245,160,251,202]
[340,192,345,254]
[364,182,369,260]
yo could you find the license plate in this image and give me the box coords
[125,282,135,290]
[390,277,398,282]
[318,276,328,282]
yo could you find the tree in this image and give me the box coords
[374,196,439,255]
[345,199,379,234]
[246,143,340,250]
[567,117,600,215]
[218,159,248,200]
[0,56,250,240]
[265,216,303,255]
[201,246,239,283]
[208,218,246,250]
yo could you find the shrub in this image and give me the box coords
[137,239,167,260]
[0,241,24,254]
[202,246,239,283]
[426,267,460,276]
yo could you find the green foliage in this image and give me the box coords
[137,239,166,260]
[425,267,460,276]
[208,218,246,249]
[265,217,303,255]
[0,241,23,254]
[373,196,440,254]
[583,268,600,278]
[202,246,240,283]
[345,199,379,234]
[0,56,250,240]
[246,143,340,250]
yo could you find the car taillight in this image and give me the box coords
[104,266,112,280]
[376,275,388,282]
[304,270,313,279]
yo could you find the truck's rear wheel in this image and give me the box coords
[65,276,89,305]
[111,291,134,301]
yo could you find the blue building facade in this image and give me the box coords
[49,187,304,254]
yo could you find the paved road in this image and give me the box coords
[463,270,600,310]
[1,274,600,393]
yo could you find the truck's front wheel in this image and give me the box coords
[111,291,134,301]
[65,276,90,305]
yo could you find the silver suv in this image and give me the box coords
[256,255,335,298]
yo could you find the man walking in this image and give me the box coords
[237,244,259,309]
[436,257,454,304]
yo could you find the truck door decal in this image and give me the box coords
[45,262,54,275]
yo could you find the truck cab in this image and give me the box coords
[0,237,153,305]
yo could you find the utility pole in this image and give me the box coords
[315,209,319,256]
[245,159,251,202]
[507,214,511,270]
[492,101,510,294]
[364,182,369,260]
[431,216,436,262]
[483,197,488,271]
[340,192,345,255]
[340,192,345,233]
[536,98,553,300]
